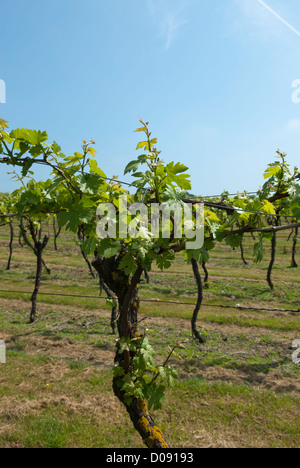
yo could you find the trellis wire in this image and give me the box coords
[0,289,298,313]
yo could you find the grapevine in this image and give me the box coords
[0,117,299,447]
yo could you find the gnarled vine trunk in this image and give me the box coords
[99,276,118,334]
[78,225,97,279]
[92,254,169,448]
[6,220,13,271]
[267,231,276,290]
[291,227,298,268]
[191,259,206,344]
[20,217,50,323]
[240,239,248,265]
[202,261,209,285]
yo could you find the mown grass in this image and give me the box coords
[1,348,299,448]
[1,350,299,448]
[0,224,299,448]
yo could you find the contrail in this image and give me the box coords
[255,0,300,37]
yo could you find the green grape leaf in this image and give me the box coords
[98,238,122,258]
[124,159,140,175]
[119,253,138,276]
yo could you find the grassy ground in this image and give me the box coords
[0,224,299,448]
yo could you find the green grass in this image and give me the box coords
[167,378,300,448]
[202,313,300,332]
[1,350,299,448]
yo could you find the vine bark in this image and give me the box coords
[92,254,170,448]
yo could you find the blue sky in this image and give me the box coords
[1,0,300,196]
